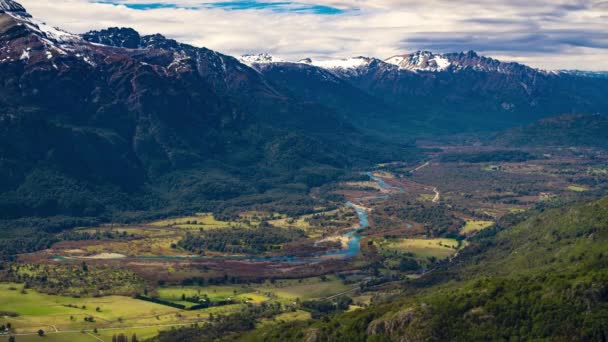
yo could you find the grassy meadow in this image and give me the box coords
[0,283,242,336]
[461,220,494,234]
[379,238,463,260]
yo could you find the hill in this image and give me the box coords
[495,113,608,149]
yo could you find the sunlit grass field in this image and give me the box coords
[253,276,352,302]
[149,213,243,229]
[0,283,240,336]
[566,185,589,192]
[155,276,352,307]
[381,238,463,260]
[461,220,494,234]
[157,285,270,305]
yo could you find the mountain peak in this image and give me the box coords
[385,51,451,72]
[240,53,284,66]
[0,0,26,13]
[82,27,141,49]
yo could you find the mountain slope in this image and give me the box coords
[495,113,608,149]
[243,60,406,133]
[0,1,412,226]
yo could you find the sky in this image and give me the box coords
[18,0,608,70]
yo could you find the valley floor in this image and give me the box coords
[2,143,608,341]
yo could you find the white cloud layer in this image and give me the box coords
[18,0,608,70]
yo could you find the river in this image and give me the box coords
[54,171,402,263]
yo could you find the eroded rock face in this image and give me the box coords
[366,307,430,342]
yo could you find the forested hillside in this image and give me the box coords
[228,198,608,341]
[495,114,608,149]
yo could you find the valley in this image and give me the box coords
[3,142,607,341]
[1,1,608,340]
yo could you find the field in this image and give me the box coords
[149,213,246,230]
[461,220,495,234]
[155,275,353,307]
[566,185,589,192]
[379,238,462,260]
[156,285,270,306]
[253,276,353,303]
[0,327,172,342]
[0,274,356,340]
[0,283,232,340]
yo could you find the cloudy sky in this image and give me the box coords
[19,0,608,70]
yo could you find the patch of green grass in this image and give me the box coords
[149,213,244,229]
[156,277,351,309]
[257,310,311,328]
[157,285,269,305]
[461,220,494,234]
[0,332,99,342]
[381,238,462,260]
[0,283,208,335]
[566,185,589,192]
[253,276,351,303]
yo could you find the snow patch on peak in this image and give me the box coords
[434,55,450,70]
[240,53,283,66]
[33,19,80,43]
[386,51,452,72]
[385,55,405,66]
[308,57,372,70]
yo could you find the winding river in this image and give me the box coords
[54,172,402,263]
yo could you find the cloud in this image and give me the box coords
[17,0,608,70]
[403,30,608,54]
[96,0,347,14]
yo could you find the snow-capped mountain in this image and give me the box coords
[242,54,381,76]
[382,50,527,73]
[303,57,379,77]
[240,50,547,76]
[239,53,284,66]
[2,0,607,136]
[385,51,451,72]
[0,0,83,65]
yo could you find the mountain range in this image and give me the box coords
[0,0,411,226]
[241,51,608,132]
[1,0,607,225]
